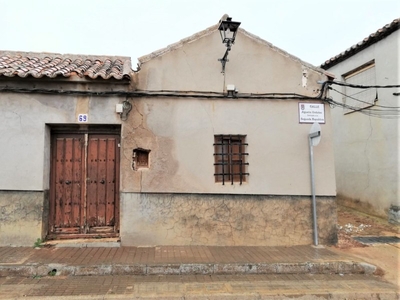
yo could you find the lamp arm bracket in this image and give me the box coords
[218,48,231,73]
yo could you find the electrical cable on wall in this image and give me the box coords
[323,96,400,119]
[0,86,318,100]
[319,80,400,119]
[325,81,400,89]
[330,87,400,109]
[1,80,399,118]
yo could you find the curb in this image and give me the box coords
[0,260,382,277]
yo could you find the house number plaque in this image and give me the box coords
[78,114,88,123]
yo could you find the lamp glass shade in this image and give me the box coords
[218,20,241,44]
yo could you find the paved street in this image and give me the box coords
[0,207,398,299]
[0,273,398,299]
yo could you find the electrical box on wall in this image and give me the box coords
[116,104,124,113]
[227,84,236,91]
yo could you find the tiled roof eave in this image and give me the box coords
[0,52,132,81]
[321,18,399,69]
[0,71,131,84]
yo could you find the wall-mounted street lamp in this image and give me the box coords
[218,15,241,73]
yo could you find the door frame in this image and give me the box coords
[47,125,121,240]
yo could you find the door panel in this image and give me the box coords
[87,137,99,228]
[52,135,84,233]
[49,132,119,238]
[87,135,118,232]
[105,138,117,226]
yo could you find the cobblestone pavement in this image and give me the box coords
[0,273,398,299]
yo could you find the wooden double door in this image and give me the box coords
[49,131,120,239]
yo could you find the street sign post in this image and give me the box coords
[309,122,321,246]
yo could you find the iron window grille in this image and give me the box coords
[213,135,249,185]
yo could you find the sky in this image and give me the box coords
[1,0,399,67]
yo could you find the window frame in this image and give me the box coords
[342,60,378,114]
[213,135,249,185]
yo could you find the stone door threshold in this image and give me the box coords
[45,238,120,248]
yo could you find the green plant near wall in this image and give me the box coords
[33,238,44,248]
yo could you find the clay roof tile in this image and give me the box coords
[0,51,132,80]
[321,18,399,69]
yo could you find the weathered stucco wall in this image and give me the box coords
[0,82,125,246]
[121,193,337,246]
[128,26,336,197]
[138,27,325,97]
[0,191,47,246]
[0,87,124,191]
[123,26,337,246]
[0,25,338,246]
[326,30,399,219]
[120,97,336,196]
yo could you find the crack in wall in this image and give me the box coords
[182,50,195,85]
[0,191,45,246]
[121,99,165,193]
[131,101,146,130]
[363,116,373,192]
[0,192,43,224]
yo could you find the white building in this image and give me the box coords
[321,18,400,223]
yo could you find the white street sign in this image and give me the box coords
[299,103,325,124]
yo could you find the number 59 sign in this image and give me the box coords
[78,114,88,123]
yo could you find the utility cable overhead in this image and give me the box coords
[1,80,399,119]
[325,81,400,89]
[330,87,400,109]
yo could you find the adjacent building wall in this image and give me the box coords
[325,30,399,220]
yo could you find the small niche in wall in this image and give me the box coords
[132,148,150,170]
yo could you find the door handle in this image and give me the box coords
[65,180,71,185]
[100,179,105,184]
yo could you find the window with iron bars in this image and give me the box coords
[213,135,249,185]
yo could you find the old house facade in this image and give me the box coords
[321,18,399,223]
[0,53,131,245]
[0,21,337,246]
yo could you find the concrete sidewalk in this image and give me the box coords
[0,244,381,277]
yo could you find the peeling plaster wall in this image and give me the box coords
[0,191,47,246]
[326,30,399,219]
[121,193,337,246]
[118,28,338,246]
[129,28,336,196]
[0,28,339,246]
[120,97,336,196]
